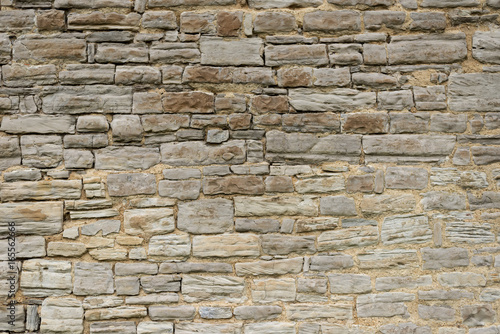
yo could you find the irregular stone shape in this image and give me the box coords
[265,45,328,66]
[361,194,416,214]
[421,191,466,211]
[381,214,432,245]
[181,275,245,303]
[150,42,200,63]
[0,136,21,170]
[193,234,260,257]
[357,292,414,318]
[42,86,133,114]
[90,321,137,334]
[0,202,63,237]
[0,180,81,201]
[363,135,456,163]
[358,249,419,269]
[137,321,173,334]
[234,306,282,320]
[0,34,10,64]
[234,196,317,216]
[142,114,190,132]
[364,10,405,30]
[21,135,63,168]
[468,191,500,210]
[471,146,500,165]
[261,235,316,255]
[47,242,86,257]
[445,222,495,244]
[177,199,233,234]
[235,257,303,276]
[343,112,389,134]
[81,220,120,236]
[473,31,500,64]
[176,323,242,334]
[414,86,447,110]
[422,247,470,270]
[107,173,156,196]
[13,36,86,62]
[20,259,71,298]
[95,42,148,63]
[40,298,83,334]
[252,278,296,303]
[376,276,432,291]
[217,11,242,36]
[329,274,371,294]
[282,113,340,133]
[248,0,322,7]
[161,140,245,166]
[419,304,455,321]
[449,73,500,112]
[266,130,361,164]
[203,176,264,195]
[95,147,160,170]
[388,33,467,64]
[318,226,378,251]
[287,304,352,320]
[461,305,496,327]
[289,88,376,112]
[73,262,114,296]
[200,37,263,66]
[148,234,191,258]
[304,10,361,32]
[142,11,177,29]
[438,272,486,287]
[180,12,216,34]
[385,167,428,189]
[124,208,175,236]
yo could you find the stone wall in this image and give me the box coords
[0,0,500,333]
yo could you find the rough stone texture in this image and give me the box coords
[0,1,497,332]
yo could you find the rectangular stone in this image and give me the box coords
[182,275,245,303]
[360,194,416,214]
[287,304,352,320]
[40,298,83,334]
[60,64,115,85]
[381,214,432,245]
[124,208,174,236]
[95,146,160,170]
[178,199,233,234]
[161,140,245,166]
[2,64,56,87]
[149,234,191,258]
[201,37,263,66]
[0,136,20,170]
[303,10,361,32]
[107,173,156,196]
[449,73,500,112]
[248,0,322,8]
[252,278,295,303]
[388,33,467,64]
[385,167,428,189]
[21,135,63,168]
[162,91,214,113]
[421,247,469,270]
[0,202,63,237]
[261,235,316,255]
[68,12,140,31]
[55,0,133,7]
[234,195,317,216]
[176,323,242,334]
[473,31,500,64]
[0,34,11,64]
[363,135,456,163]
[265,45,328,66]
[468,191,500,210]
[14,36,86,62]
[95,43,148,63]
[0,9,35,31]
[318,226,378,251]
[1,114,75,134]
[289,88,376,112]
[357,293,414,318]
[358,249,419,269]
[149,0,235,6]
[446,222,495,244]
[1,180,81,201]
[193,234,260,258]
[42,86,132,114]
[203,176,264,195]
[21,259,72,297]
[150,42,200,63]
[235,257,303,276]
[376,275,432,291]
[74,262,114,295]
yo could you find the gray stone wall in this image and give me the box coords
[0,0,500,333]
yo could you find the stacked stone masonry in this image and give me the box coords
[2,0,500,333]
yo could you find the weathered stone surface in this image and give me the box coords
[446,222,495,244]
[329,274,371,294]
[422,247,469,270]
[289,89,376,112]
[90,321,137,334]
[439,272,486,287]
[388,34,467,64]
[74,262,114,295]
[161,140,245,166]
[381,214,432,245]
[304,11,361,32]
[1,180,81,201]
[203,176,264,195]
[357,293,414,318]
[107,173,156,196]
[150,42,200,63]
[265,45,328,66]
[449,73,500,112]
[287,304,352,320]
[14,36,86,62]
[200,37,263,66]
[137,322,173,334]
[124,208,174,236]
[236,257,303,276]
[318,226,378,251]
[21,135,63,168]
[461,305,496,327]
[40,298,83,334]
[261,235,316,255]
[252,278,295,303]
[358,249,419,269]
[361,194,416,215]
[385,167,428,189]
[421,191,466,211]
[376,276,432,291]
[193,234,260,257]
[95,147,160,170]
[235,195,317,216]
[177,199,233,234]
[182,275,245,303]
[21,259,72,297]
[0,202,63,237]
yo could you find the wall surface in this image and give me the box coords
[0,0,500,333]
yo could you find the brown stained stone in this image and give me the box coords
[37,10,65,31]
[203,176,265,195]
[282,113,340,133]
[251,95,289,114]
[304,10,361,32]
[343,113,389,134]
[228,114,252,130]
[265,176,295,193]
[162,92,214,113]
[277,67,313,87]
[217,11,242,36]
[180,12,216,34]
[254,12,297,33]
[183,66,232,83]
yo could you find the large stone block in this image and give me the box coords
[193,234,260,257]
[201,37,263,66]
[40,298,84,334]
[381,214,432,245]
[177,199,233,234]
[234,195,317,216]
[95,147,160,170]
[181,275,246,303]
[13,35,86,62]
[303,10,361,32]
[124,208,175,236]
[107,173,156,196]
[21,259,72,297]
[74,262,114,295]
[161,140,245,166]
[0,202,63,237]
[449,73,500,112]
[265,45,328,66]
